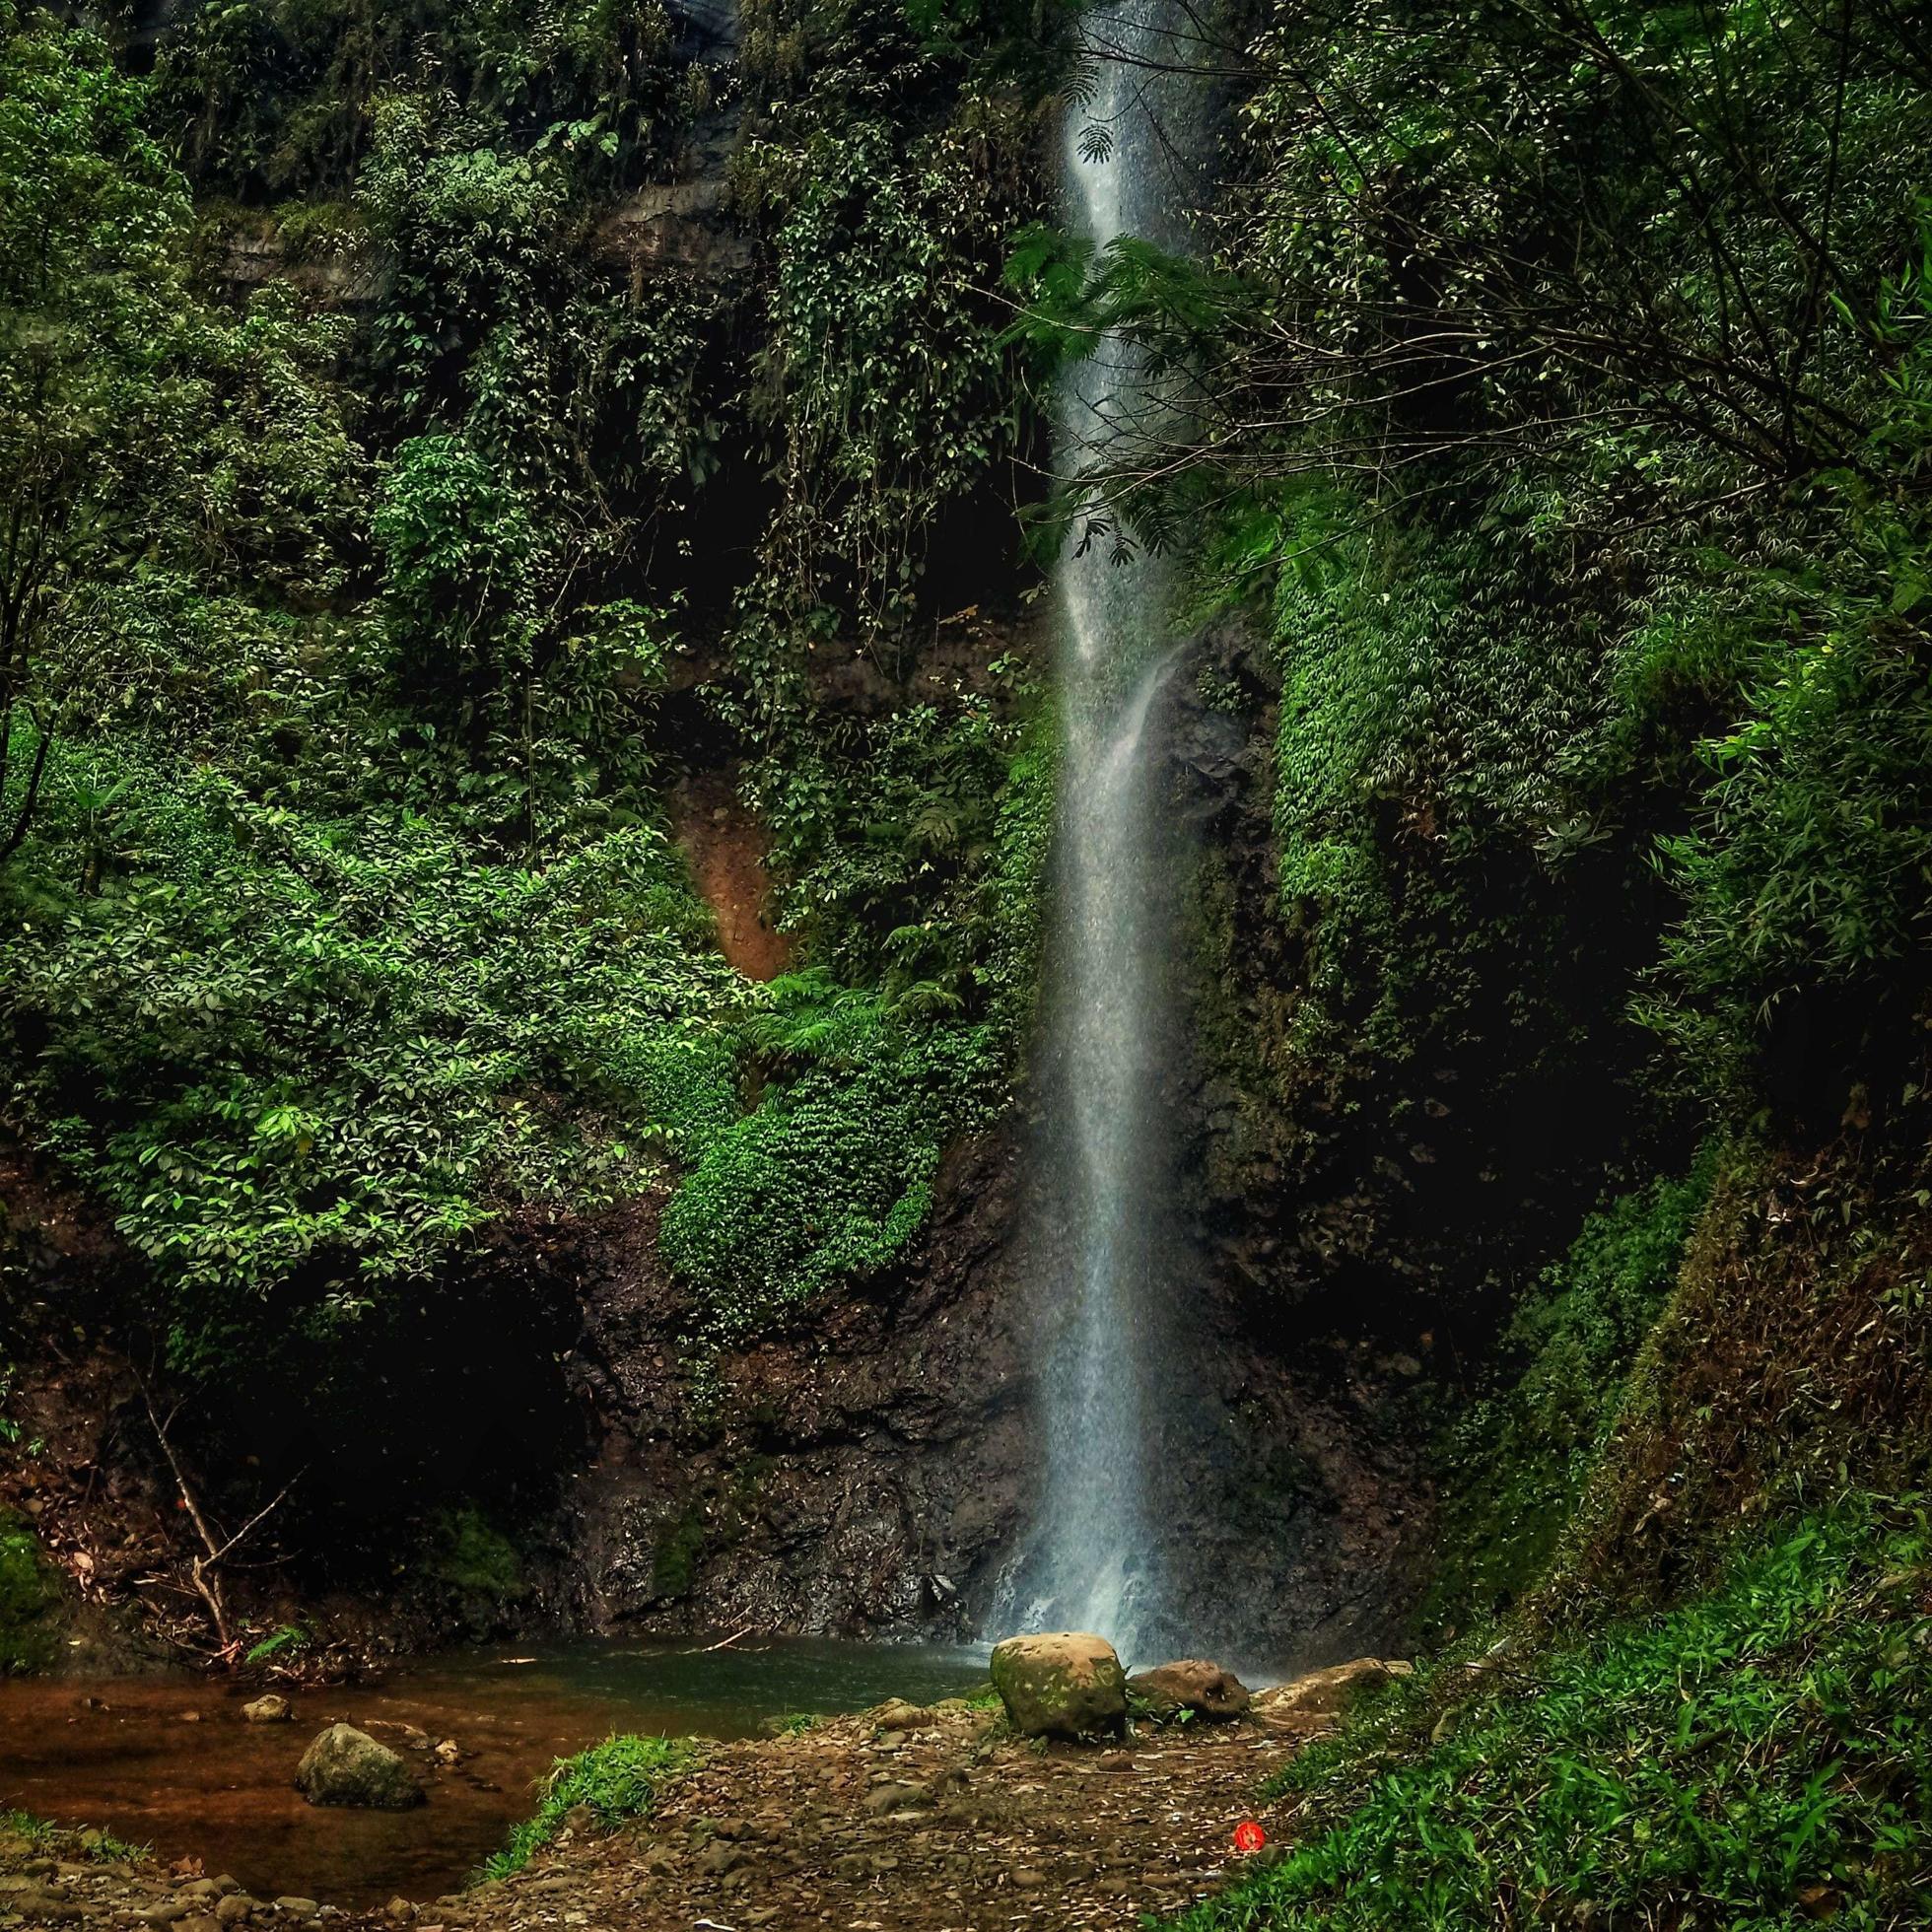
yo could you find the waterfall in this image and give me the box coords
[1000,0,1204,1664]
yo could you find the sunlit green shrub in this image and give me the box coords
[479,1733,697,1881]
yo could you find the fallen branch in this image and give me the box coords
[137,1373,302,1665]
[682,1622,759,1655]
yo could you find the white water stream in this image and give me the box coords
[1002,1,1203,1662]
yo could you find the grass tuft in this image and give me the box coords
[476,1734,698,1883]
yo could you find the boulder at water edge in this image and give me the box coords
[294,1723,424,1809]
[990,1631,1127,1739]
[1253,1656,1413,1719]
[242,1693,292,1724]
[1128,1658,1252,1721]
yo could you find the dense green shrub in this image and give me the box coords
[1642,507,1932,1103]
[661,1001,1000,1338]
[3,750,741,1363]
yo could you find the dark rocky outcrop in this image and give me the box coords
[531,1118,1428,1667]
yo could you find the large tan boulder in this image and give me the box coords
[294,1723,423,1809]
[1128,1659,1252,1721]
[990,1631,1127,1739]
[1254,1656,1412,1721]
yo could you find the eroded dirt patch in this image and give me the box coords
[672,771,794,983]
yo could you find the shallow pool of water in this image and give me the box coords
[0,1637,986,1907]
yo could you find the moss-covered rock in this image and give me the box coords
[294,1724,424,1809]
[990,1631,1126,1739]
[0,1510,57,1675]
[1127,1659,1252,1722]
[431,1505,528,1601]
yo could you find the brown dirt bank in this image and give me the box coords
[0,1691,1349,1932]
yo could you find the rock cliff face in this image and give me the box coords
[530,1131,1426,1669]
[531,747,1434,1671]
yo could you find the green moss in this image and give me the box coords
[1186,1496,1932,1932]
[1423,1150,1719,1633]
[0,1511,57,1676]
[650,1505,710,1601]
[477,1734,697,1882]
[430,1506,528,1601]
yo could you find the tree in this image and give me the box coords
[0,4,186,858]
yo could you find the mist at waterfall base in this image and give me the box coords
[996,0,1238,1669]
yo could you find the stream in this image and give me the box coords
[0,1639,985,1908]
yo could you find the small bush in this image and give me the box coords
[0,1810,144,1862]
[479,1734,697,1881]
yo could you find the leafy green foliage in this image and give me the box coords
[242,1622,310,1664]
[737,114,1030,643]
[1023,5,1932,1384]
[479,1734,697,1881]
[1427,1153,1719,1632]
[662,993,992,1337]
[660,705,1052,1337]
[1185,1498,1932,1932]
[0,1509,55,1675]
[0,5,358,862]
[0,1,1062,1379]
[1642,497,1932,1095]
[3,749,739,1363]
[153,0,689,196]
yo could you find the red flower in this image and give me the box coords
[1232,1820,1267,1855]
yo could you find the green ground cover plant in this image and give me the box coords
[479,1734,698,1881]
[1183,1496,1932,1932]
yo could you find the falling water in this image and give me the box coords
[1001,0,1204,1662]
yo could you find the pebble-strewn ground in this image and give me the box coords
[1,1689,1349,1932]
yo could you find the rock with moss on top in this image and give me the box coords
[294,1724,424,1809]
[989,1631,1127,1739]
[1128,1659,1252,1721]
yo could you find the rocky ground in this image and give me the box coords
[0,1666,1396,1932]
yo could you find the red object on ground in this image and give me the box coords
[1232,1820,1267,1855]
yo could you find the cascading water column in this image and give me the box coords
[1003,0,1200,1661]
